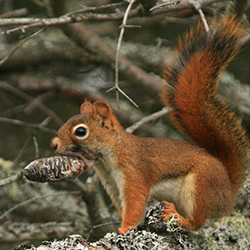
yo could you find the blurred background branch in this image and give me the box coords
[0,0,249,249]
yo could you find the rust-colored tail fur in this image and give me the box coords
[161,16,249,193]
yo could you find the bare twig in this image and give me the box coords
[189,0,209,32]
[49,1,164,95]
[10,74,161,136]
[33,136,39,159]
[0,2,137,27]
[150,0,181,12]
[39,116,51,127]
[71,178,88,194]
[0,8,141,35]
[126,107,169,133]
[107,0,139,108]
[72,177,118,234]
[66,2,125,16]
[0,1,223,36]
[0,8,28,18]
[24,92,55,114]
[0,172,23,187]
[0,33,94,70]
[0,28,45,66]
[13,135,32,167]
[0,103,27,116]
[151,0,219,16]
[3,120,49,183]
[72,177,102,225]
[30,0,46,8]
[0,117,55,133]
[86,221,120,241]
[0,81,63,125]
[0,191,81,221]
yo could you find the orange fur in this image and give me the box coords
[161,15,248,192]
[51,15,249,233]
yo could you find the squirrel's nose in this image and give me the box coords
[51,137,60,150]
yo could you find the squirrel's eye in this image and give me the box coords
[75,127,87,137]
[73,124,89,139]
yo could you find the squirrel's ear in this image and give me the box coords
[80,100,93,115]
[93,100,112,119]
[93,100,114,129]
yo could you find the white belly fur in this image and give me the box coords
[150,172,196,219]
[94,157,124,210]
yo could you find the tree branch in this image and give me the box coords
[0,28,45,66]
[0,117,55,133]
[0,0,224,37]
[107,0,139,107]
[49,0,163,97]
[0,191,81,222]
[0,8,28,18]
[0,7,141,36]
[0,172,23,187]
[0,81,63,125]
[126,107,169,133]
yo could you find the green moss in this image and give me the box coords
[0,158,14,172]
[183,212,250,250]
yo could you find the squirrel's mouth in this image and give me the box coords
[60,150,95,170]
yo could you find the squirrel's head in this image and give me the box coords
[51,100,123,165]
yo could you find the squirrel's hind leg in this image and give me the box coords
[162,201,206,230]
[161,162,232,231]
[161,170,208,230]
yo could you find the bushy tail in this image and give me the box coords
[161,15,249,192]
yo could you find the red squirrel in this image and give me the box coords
[51,16,249,234]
